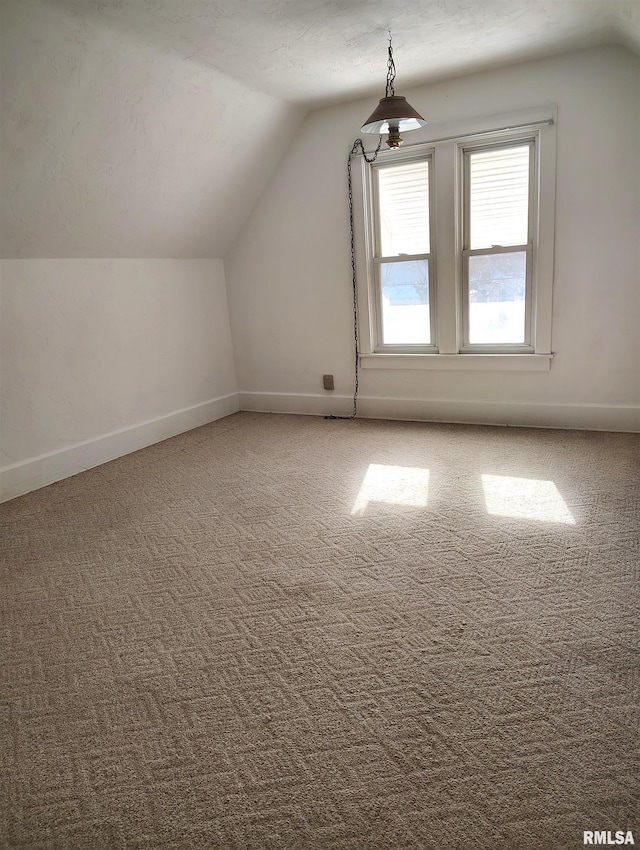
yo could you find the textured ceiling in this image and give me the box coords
[2,0,639,258]
[47,0,640,106]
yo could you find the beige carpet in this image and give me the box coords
[1,412,638,849]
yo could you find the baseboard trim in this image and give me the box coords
[239,391,640,433]
[239,391,354,418]
[3,391,636,502]
[0,393,240,502]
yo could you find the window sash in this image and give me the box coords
[371,153,436,352]
[372,255,436,352]
[461,244,533,351]
[372,155,432,259]
[460,140,536,351]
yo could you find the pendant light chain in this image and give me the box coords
[326,135,382,421]
[360,34,425,148]
[326,35,423,421]
[386,36,396,97]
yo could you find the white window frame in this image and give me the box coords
[461,137,535,353]
[371,149,437,353]
[352,106,557,372]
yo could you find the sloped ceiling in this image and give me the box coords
[2,0,639,258]
[1,0,302,258]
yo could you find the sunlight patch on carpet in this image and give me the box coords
[481,474,575,524]
[352,463,430,516]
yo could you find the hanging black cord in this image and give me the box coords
[326,136,382,421]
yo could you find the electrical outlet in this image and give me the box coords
[323,374,335,391]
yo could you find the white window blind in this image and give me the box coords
[377,161,430,256]
[469,145,530,249]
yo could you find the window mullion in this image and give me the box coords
[433,140,458,354]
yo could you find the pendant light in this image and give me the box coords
[361,34,426,148]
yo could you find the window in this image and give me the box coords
[373,156,435,350]
[463,143,532,349]
[354,108,557,371]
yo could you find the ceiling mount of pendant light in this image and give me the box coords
[360,33,426,148]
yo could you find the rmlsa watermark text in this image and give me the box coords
[584,832,635,846]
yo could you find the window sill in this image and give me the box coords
[360,353,553,372]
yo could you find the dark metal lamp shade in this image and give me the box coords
[361,95,426,134]
[360,95,426,147]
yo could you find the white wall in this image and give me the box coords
[225,45,640,431]
[1,0,302,258]
[0,259,239,500]
[1,0,305,501]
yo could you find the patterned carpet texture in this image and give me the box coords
[1,412,638,850]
